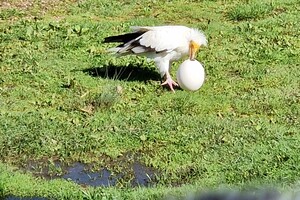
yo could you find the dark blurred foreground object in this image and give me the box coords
[195,190,280,200]
[174,189,300,200]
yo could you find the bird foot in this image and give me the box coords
[161,77,178,92]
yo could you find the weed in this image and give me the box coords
[88,85,122,112]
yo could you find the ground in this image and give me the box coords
[0,0,300,199]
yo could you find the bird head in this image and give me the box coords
[189,28,207,60]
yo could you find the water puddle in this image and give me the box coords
[20,157,158,187]
[62,162,120,187]
[132,162,155,186]
[3,161,156,199]
[61,162,156,187]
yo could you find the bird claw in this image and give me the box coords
[161,77,178,92]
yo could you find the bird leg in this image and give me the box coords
[161,71,178,92]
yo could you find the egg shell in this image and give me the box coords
[176,59,205,91]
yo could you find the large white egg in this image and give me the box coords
[176,59,205,91]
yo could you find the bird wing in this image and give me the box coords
[132,26,188,53]
[104,26,190,55]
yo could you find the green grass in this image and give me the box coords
[1,0,300,199]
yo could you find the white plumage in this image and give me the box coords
[103,25,207,92]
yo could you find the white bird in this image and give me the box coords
[103,25,207,92]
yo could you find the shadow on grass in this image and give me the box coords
[81,64,161,82]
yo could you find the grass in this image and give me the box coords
[0,0,300,199]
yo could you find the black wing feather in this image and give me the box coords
[103,31,146,44]
[103,30,159,54]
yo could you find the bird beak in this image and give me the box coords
[189,41,200,61]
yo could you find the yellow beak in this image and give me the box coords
[189,41,200,61]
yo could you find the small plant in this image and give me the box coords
[83,85,122,113]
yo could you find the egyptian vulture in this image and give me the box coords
[103,25,207,92]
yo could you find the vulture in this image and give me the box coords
[103,25,207,92]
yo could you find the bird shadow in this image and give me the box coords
[81,63,161,82]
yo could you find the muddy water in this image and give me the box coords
[62,162,155,187]
[20,157,158,188]
[4,160,157,200]
[62,162,120,186]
